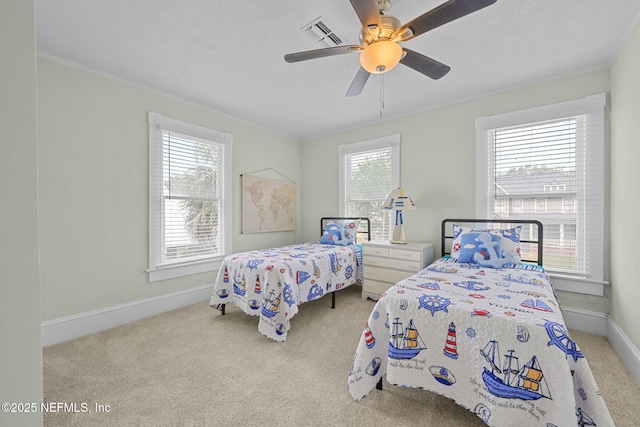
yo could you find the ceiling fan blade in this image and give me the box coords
[349,0,383,35]
[398,0,497,41]
[284,45,361,63]
[399,48,451,80]
[346,67,371,97]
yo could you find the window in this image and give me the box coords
[339,134,400,241]
[495,198,508,215]
[564,223,577,241]
[148,112,232,282]
[543,184,566,192]
[512,198,523,213]
[476,93,606,288]
[562,197,575,213]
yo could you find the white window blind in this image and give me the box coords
[148,112,232,282]
[339,135,400,240]
[476,93,606,289]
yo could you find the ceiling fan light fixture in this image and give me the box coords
[359,40,402,74]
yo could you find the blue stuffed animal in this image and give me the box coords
[473,232,514,268]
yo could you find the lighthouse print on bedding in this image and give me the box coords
[210,242,362,341]
[348,257,614,427]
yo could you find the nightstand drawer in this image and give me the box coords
[389,248,421,261]
[363,279,393,297]
[364,266,414,283]
[363,245,389,257]
[360,241,434,301]
[365,256,421,271]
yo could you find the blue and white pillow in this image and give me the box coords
[320,220,360,246]
[450,224,521,268]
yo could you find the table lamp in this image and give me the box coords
[382,188,416,244]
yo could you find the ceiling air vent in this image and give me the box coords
[301,17,344,47]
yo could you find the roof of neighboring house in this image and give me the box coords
[495,172,576,198]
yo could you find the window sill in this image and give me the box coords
[148,258,223,282]
[549,273,609,296]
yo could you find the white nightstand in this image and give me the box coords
[361,240,434,300]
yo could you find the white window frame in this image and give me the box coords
[476,93,607,295]
[338,134,400,240]
[148,112,232,282]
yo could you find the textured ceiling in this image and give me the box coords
[35,0,640,141]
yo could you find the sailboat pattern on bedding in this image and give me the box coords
[348,257,614,427]
[210,243,362,341]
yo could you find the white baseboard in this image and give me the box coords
[41,284,213,346]
[562,306,608,335]
[562,306,640,383]
[607,317,640,383]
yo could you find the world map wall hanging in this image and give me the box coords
[241,170,296,233]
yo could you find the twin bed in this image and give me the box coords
[209,217,370,341]
[210,217,613,425]
[348,219,613,426]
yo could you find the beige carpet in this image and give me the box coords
[43,284,640,426]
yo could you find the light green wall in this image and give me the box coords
[32,13,640,354]
[301,69,611,313]
[610,21,640,350]
[37,58,301,321]
[0,1,43,426]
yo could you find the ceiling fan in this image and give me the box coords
[284,0,497,96]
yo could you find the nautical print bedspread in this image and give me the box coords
[210,243,362,342]
[348,257,613,426]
